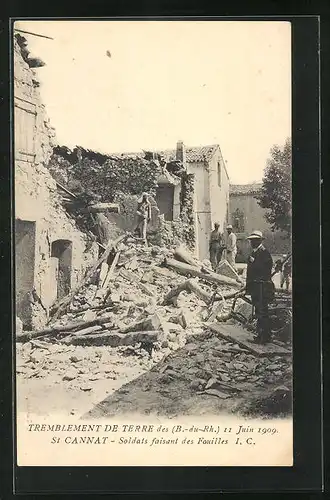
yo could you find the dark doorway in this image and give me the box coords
[51,240,73,300]
[156,185,174,221]
[15,220,36,328]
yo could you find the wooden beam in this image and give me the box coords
[164,258,242,288]
[48,233,129,322]
[55,181,77,198]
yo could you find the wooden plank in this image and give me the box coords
[209,322,291,357]
[55,181,77,198]
[164,258,243,288]
[87,203,120,214]
[98,262,109,286]
[62,330,161,347]
[101,251,121,289]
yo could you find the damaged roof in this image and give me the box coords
[157,144,220,163]
[57,144,222,164]
[230,183,262,195]
[96,145,221,163]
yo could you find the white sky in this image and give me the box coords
[14,20,291,184]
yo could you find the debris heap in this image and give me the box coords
[16,236,292,419]
[16,237,242,355]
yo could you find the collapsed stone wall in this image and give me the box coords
[112,192,160,233]
[14,37,98,330]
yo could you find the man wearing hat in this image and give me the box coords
[246,230,275,344]
[225,224,237,269]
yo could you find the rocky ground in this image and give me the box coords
[16,327,292,419]
[16,240,292,419]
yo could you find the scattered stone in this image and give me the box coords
[205,377,218,390]
[141,271,154,284]
[70,355,82,363]
[63,371,77,381]
[29,351,44,364]
[110,292,121,303]
[219,373,231,382]
[80,384,92,392]
[190,379,206,390]
[202,388,231,399]
[195,353,204,364]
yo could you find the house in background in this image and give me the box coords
[157,141,230,261]
[229,183,290,262]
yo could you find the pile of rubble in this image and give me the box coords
[16,235,292,418]
[17,236,243,355]
[84,330,292,419]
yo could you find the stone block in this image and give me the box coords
[216,259,241,281]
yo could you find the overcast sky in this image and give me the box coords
[14,20,291,183]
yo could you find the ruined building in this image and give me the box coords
[155,142,230,261]
[52,142,230,262]
[14,35,98,330]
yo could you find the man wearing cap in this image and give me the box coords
[225,225,237,269]
[136,193,151,244]
[246,230,275,344]
[209,222,224,270]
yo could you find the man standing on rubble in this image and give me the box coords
[225,224,237,269]
[209,222,224,270]
[136,193,151,244]
[246,230,275,344]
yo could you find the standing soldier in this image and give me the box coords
[246,230,275,344]
[136,193,151,244]
[209,222,223,270]
[225,224,237,269]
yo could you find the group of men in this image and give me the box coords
[209,222,237,270]
[209,222,291,345]
[135,193,290,346]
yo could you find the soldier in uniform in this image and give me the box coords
[225,224,237,269]
[246,230,275,344]
[209,222,224,270]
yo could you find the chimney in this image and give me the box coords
[176,140,186,165]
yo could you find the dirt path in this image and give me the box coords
[16,342,155,417]
[16,329,292,420]
[84,331,292,420]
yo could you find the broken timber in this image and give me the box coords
[101,251,121,289]
[16,313,114,342]
[162,278,212,305]
[86,202,120,214]
[163,258,242,288]
[173,245,201,267]
[62,330,161,347]
[209,323,291,357]
[49,233,129,323]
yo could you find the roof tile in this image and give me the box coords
[230,183,262,195]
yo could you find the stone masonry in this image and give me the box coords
[14,36,98,330]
